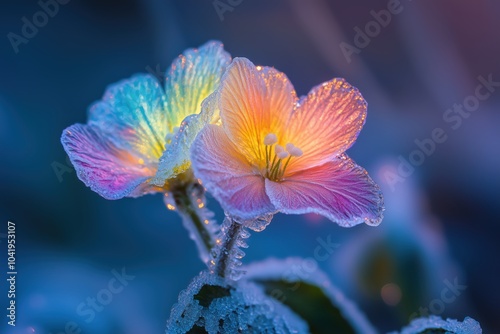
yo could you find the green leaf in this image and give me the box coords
[245,258,375,334]
[255,279,356,334]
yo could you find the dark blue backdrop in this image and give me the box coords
[1,0,499,333]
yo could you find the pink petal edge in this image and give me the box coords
[265,155,384,227]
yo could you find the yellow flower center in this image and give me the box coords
[263,133,303,181]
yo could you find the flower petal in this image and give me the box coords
[218,58,297,167]
[165,40,231,128]
[152,113,208,185]
[152,61,232,186]
[265,155,383,227]
[88,74,168,163]
[285,78,367,174]
[258,65,297,131]
[190,124,275,219]
[61,124,161,199]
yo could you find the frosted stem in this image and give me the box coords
[212,213,273,281]
[166,180,219,266]
[213,216,246,280]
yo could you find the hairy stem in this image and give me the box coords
[211,213,274,281]
[214,216,244,278]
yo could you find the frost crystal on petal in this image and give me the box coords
[166,271,309,334]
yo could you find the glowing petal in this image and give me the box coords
[152,112,208,185]
[165,40,231,129]
[151,41,230,185]
[219,58,296,167]
[190,125,275,219]
[61,124,160,199]
[199,88,222,124]
[88,74,168,163]
[285,78,367,174]
[258,65,297,133]
[265,155,383,227]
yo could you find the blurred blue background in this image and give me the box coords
[1,0,499,333]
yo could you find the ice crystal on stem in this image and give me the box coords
[165,173,219,266]
[211,213,273,281]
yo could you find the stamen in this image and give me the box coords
[277,150,289,159]
[268,145,284,176]
[275,144,285,154]
[265,144,270,169]
[269,154,278,174]
[280,156,293,178]
[261,136,304,181]
[264,133,278,145]
[289,147,303,157]
[286,143,303,157]
[270,160,282,180]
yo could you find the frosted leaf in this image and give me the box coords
[244,257,377,334]
[389,315,482,334]
[166,271,309,334]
